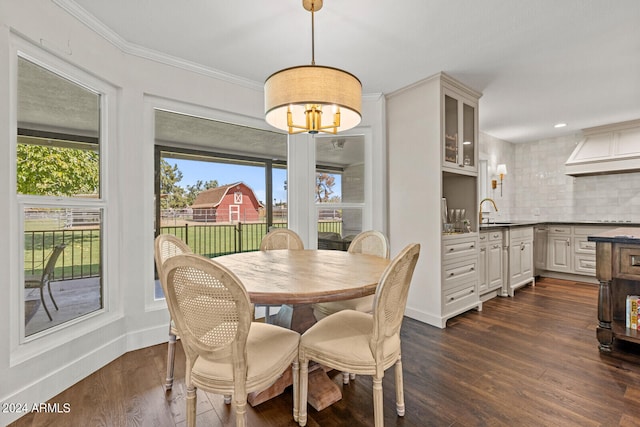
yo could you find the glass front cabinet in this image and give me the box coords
[442,84,479,175]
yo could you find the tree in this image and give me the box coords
[315,173,336,202]
[17,144,99,196]
[185,179,218,206]
[160,160,187,209]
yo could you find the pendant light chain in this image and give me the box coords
[311,4,315,65]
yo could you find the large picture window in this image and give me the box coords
[17,55,105,338]
[153,110,288,299]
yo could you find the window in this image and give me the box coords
[316,136,366,246]
[153,110,287,299]
[17,55,106,338]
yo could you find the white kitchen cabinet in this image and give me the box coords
[442,86,479,175]
[479,230,503,300]
[506,227,534,296]
[534,225,548,273]
[547,226,572,273]
[572,226,608,275]
[388,72,482,329]
[441,233,480,320]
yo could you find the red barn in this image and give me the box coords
[191,182,264,223]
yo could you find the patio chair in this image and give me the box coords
[154,234,192,391]
[259,229,304,323]
[298,243,420,427]
[162,253,300,427]
[25,243,67,321]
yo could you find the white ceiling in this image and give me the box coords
[58,0,640,143]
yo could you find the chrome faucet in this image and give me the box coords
[479,198,498,225]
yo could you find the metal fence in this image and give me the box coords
[24,220,343,280]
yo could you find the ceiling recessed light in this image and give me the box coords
[554,123,567,128]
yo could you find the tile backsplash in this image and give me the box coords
[480,132,640,223]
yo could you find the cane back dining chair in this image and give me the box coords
[162,253,300,427]
[312,230,390,384]
[25,243,67,321]
[298,243,420,427]
[258,228,305,323]
[313,230,390,321]
[154,234,192,391]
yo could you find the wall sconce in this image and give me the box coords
[492,164,507,196]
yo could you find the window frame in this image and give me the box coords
[10,38,119,360]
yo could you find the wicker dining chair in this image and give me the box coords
[259,228,305,251]
[312,230,391,384]
[313,230,390,321]
[258,228,304,323]
[25,243,67,321]
[154,234,192,391]
[298,243,420,427]
[162,253,300,427]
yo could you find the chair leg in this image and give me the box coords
[39,287,53,321]
[292,360,300,422]
[234,396,247,427]
[224,395,231,404]
[298,358,309,426]
[186,385,197,427]
[265,305,271,324]
[165,329,177,391]
[47,280,59,311]
[342,372,350,384]
[394,356,405,416]
[373,376,384,427]
[349,373,356,380]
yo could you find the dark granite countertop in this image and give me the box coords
[479,221,640,231]
[587,227,640,244]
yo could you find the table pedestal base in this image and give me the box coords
[249,304,342,410]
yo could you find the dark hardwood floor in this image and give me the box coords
[10,277,640,426]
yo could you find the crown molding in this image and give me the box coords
[51,0,263,91]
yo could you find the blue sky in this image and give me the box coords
[168,158,342,204]
[168,158,287,204]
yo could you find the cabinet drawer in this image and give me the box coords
[488,231,503,242]
[573,237,596,254]
[479,233,488,244]
[443,259,478,290]
[510,227,533,241]
[548,226,571,235]
[616,246,640,280]
[443,283,477,313]
[574,254,596,275]
[442,238,477,261]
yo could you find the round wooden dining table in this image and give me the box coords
[214,248,391,306]
[213,248,391,410]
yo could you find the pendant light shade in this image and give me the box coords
[264,0,362,135]
[264,65,361,134]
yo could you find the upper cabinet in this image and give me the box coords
[442,79,481,175]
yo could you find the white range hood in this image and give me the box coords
[565,119,640,176]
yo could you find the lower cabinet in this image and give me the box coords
[506,226,534,296]
[441,233,480,322]
[543,225,616,277]
[479,230,503,300]
[547,226,572,273]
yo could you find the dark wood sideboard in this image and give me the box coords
[589,227,640,352]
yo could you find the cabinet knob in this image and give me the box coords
[449,272,455,277]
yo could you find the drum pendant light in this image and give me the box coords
[264,0,362,135]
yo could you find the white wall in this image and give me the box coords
[0,2,387,423]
